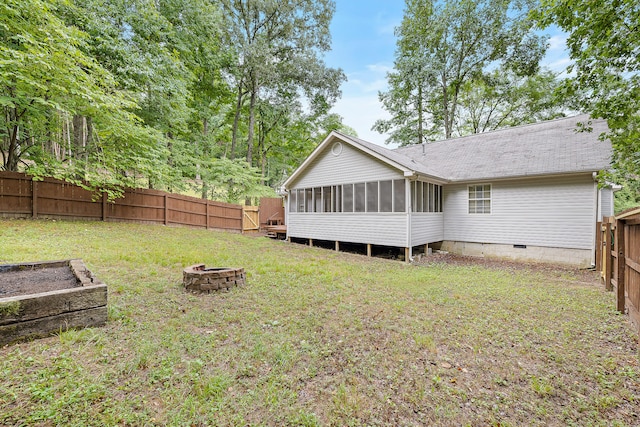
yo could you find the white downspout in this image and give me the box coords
[591,173,599,267]
[406,178,413,262]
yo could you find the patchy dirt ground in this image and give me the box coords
[413,252,601,285]
[0,266,80,298]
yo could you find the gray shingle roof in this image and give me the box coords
[393,114,611,181]
[334,132,440,178]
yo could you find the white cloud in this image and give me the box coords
[547,58,574,77]
[548,34,568,51]
[331,94,391,146]
[366,63,393,74]
[341,63,391,95]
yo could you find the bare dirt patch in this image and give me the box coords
[414,252,601,285]
[0,266,80,298]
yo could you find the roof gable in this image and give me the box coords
[284,131,439,189]
[285,115,612,188]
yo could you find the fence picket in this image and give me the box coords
[0,171,244,232]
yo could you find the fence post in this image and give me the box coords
[604,220,613,291]
[32,180,38,218]
[595,221,602,271]
[164,194,168,226]
[102,192,107,221]
[615,219,626,312]
[205,201,210,230]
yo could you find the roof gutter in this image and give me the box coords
[447,170,605,184]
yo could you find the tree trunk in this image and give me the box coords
[5,124,19,171]
[246,82,257,167]
[200,117,208,199]
[230,83,244,160]
[417,84,424,145]
[3,106,20,171]
[259,126,266,185]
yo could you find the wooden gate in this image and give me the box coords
[242,205,260,232]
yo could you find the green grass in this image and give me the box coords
[0,219,639,426]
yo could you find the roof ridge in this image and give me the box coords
[393,114,595,152]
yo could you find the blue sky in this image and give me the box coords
[323,0,572,146]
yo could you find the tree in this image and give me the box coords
[0,0,162,196]
[375,0,547,146]
[455,68,570,135]
[0,0,349,203]
[534,0,640,185]
[220,0,345,165]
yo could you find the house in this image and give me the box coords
[283,115,614,266]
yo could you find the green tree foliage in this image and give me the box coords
[456,68,570,135]
[220,0,345,166]
[375,0,548,145]
[534,0,640,196]
[1,0,349,202]
[0,0,164,196]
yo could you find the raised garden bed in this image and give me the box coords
[0,259,107,346]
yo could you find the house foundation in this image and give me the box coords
[440,241,593,267]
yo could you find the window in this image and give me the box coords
[413,181,423,212]
[297,189,305,212]
[343,184,354,212]
[410,181,442,213]
[366,181,378,212]
[332,185,342,212]
[422,182,430,212]
[291,179,411,214]
[313,187,322,212]
[393,179,405,212]
[379,180,392,212]
[469,184,491,214]
[305,188,313,212]
[323,186,332,213]
[354,183,366,212]
[289,190,297,212]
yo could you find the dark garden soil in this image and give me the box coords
[0,266,80,298]
[413,252,601,285]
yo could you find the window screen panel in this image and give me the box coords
[305,188,313,212]
[379,180,392,212]
[333,185,342,212]
[343,184,353,212]
[366,182,378,212]
[323,186,332,213]
[354,183,366,212]
[393,179,405,212]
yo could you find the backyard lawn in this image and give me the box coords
[0,219,638,426]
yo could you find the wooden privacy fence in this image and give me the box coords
[0,171,252,232]
[598,207,640,339]
[259,197,285,228]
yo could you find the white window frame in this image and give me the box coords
[468,184,491,214]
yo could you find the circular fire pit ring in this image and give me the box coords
[183,264,245,293]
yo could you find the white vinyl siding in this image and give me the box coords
[293,142,400,188]
[287,142,410,246]
[288,213,408,247]
[443,175,597,250]
[410,213,445,246]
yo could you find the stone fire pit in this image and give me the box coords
[183,264,245,293]
[0,259,107,346]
